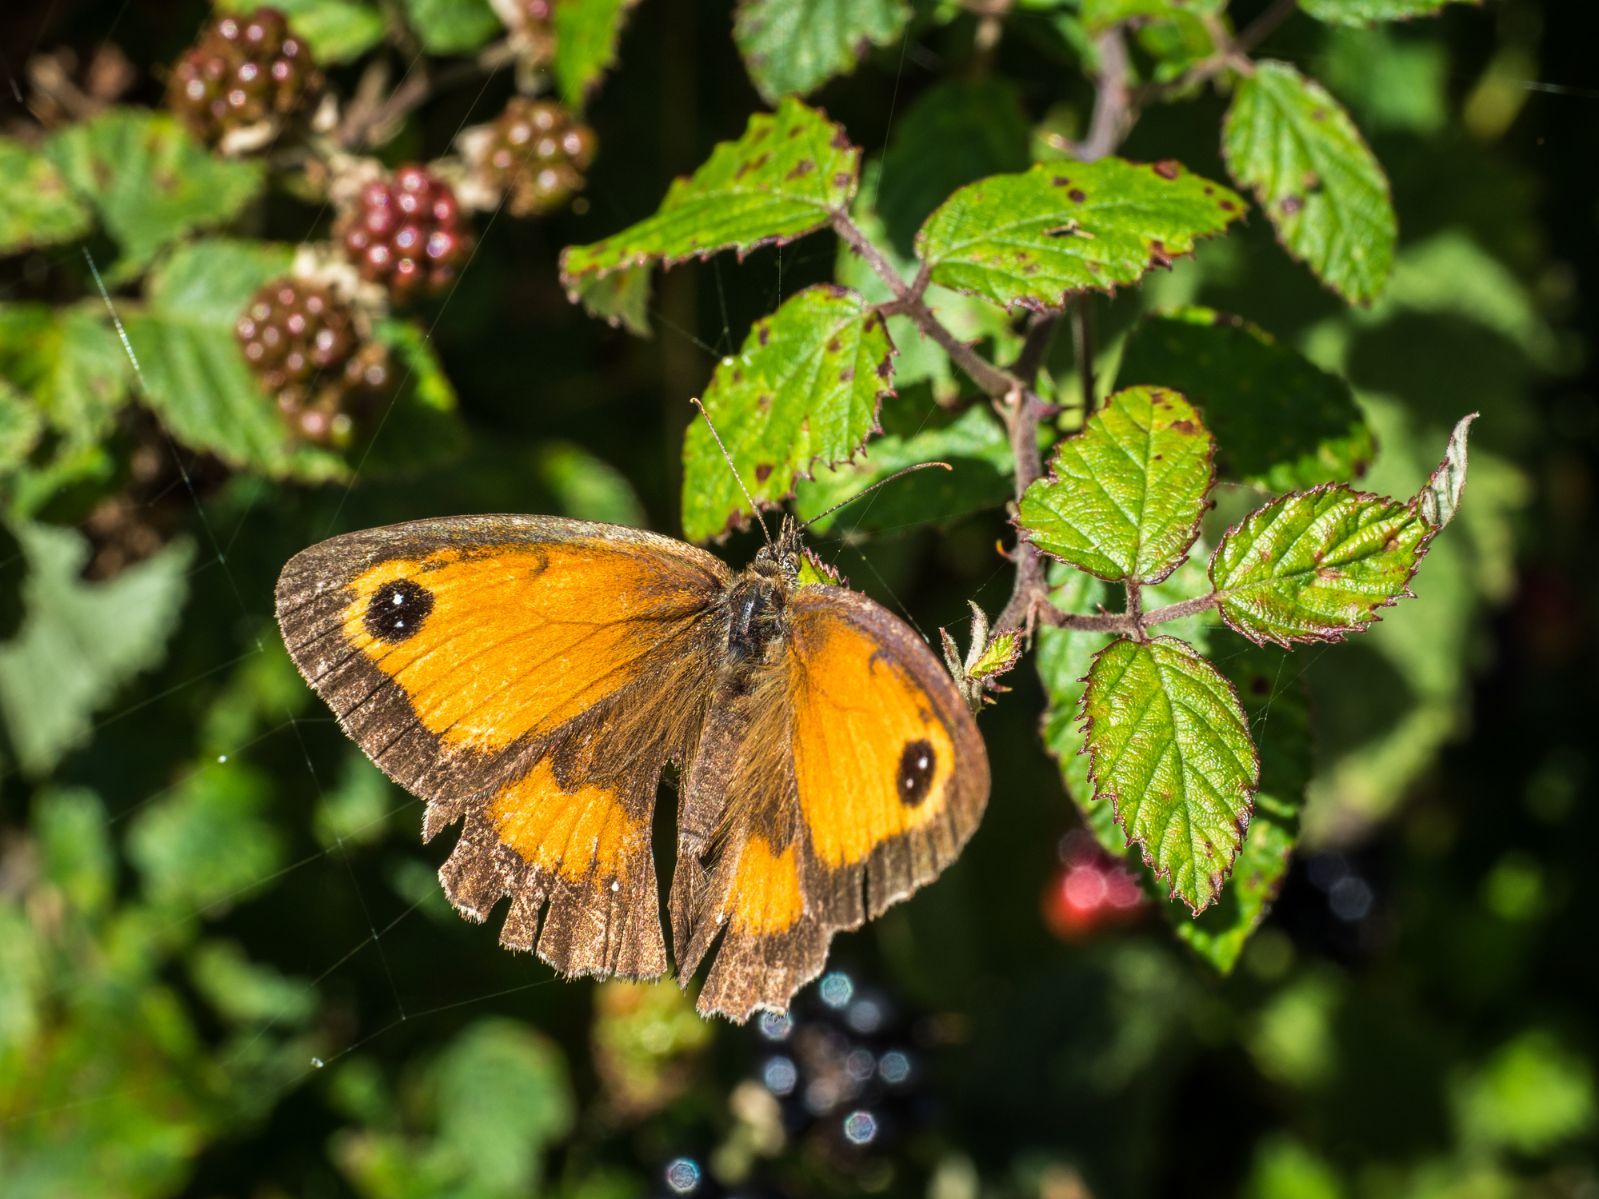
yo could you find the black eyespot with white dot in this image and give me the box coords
[364,577,433,643]
[896,738,936,807]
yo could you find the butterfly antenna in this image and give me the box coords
[691,397,773,547]
[797,461,953,533]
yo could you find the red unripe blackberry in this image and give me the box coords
[480,97,597,217]
[235,278,392,448]
[338,167,473,301]
[167,7,321,151]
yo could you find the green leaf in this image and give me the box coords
[794,396,1011,533]
[128,759,285,915]
[120,240,345,481]
[552,0,639,108]
[1222,62,1396,305]
[877,79,1031,257]
[681,285,892,541]
[0,523,191,776]
[1081,635,1258,912]
[1452,1030,1597,1156]
[364,318,467,478]
[314,753,399,850]
[1037,559,1217,858]
[189,941,317,1027]
[734,0,911,103]
[1080,0,1223,33]
[400,0,499,53]
[1115,306,1374,490]
[1173,646,1309,972]
[0,380,43,474]
[1018,386,1214,583]
[0,136,93,254]
[0,303,132,449]
[34,787,116,917]
[219,0,386,62]
[431,1021,575,1193]
[571,264,651,336]
[44,110,265,278]
[916,158,1245,313]
[534,442,647,526]
[1210,485,1431,646]
[1299,0,1479,26]
[1416,411,1476,529]
[560,98,859,289]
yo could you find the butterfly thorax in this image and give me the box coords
[724,562,791,668]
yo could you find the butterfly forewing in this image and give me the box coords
[275,515,729,980]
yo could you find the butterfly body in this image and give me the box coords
[277,514,987,1020]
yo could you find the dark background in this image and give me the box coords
[1,1,1594,1196]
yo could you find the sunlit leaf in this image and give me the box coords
[1416,411,1476,529]
[1211,485,1431,646]
[0,303,132,450]
[1019,386,1214,583]
[916,158,1245,312]
[1037,560,1217,857]
[0,136,93,254]
[128,759,285,915]
[877,79,1031,257]
[0,524,191,776]
[1081,635,1258,912]
[44,110,264,278]
[734,0,910,103]
[572,264,651,335]
[1080,0,1222,32]
[400,0,499,53]
[0,381,42,474]
[682,285,892,541]
[560,99,858,289]
[1300,0,1479,26]
[220,0,386,61]
[553,0,641,107]
[1173,646,1309,972]
[1116,306,1374,490]
[1223,62,1396,304]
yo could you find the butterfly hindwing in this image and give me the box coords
[275,515,730,979]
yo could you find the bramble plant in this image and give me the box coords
[0,0,1479,965]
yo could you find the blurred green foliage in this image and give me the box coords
[1,0,1596,1197]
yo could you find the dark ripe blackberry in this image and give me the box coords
[339,167,474,300]
[235,278,392,448]
[483,97,596,217]
[166,7,321,151]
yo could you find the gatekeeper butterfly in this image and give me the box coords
[275,466,988,1020]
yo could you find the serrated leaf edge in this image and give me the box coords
[1015,386,1217,585]
[1207,480,1435,648]
[1220,61,1396,307]
[1076,634,1260,914]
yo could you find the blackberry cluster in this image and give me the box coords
[234,279,392,448]
[481,97,597,216]
[1041,829,1146,941]
[339,167,474,301]
[166,7,320,150]
[749,969,929,1163]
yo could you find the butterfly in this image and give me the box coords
[275,508,988,1020]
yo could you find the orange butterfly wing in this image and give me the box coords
[683,583,989,1021]
[276,515,729,979]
